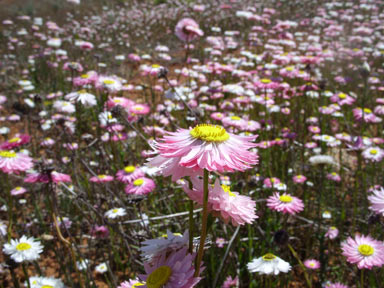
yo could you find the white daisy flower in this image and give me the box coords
[105,208,126,219]
[65,90,97,107]
[140,230,188,261]
[53,100,76,114]
[308,155,336,166]
[247,253,291,275]
[76,259,89,271]
[3,235,43,263]
[28,276,65,288]
[95,262,108,274]
[0,221,7,237]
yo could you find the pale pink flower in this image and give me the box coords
[116,166,144,184]
[24,171,71,183]
[148,124,258,179]
[267,193,304,215]
[304,259,320,270]
[183,178,258,226]
[90,225,109,239]
[222,275,238,288]
[325,283,349,288]
[353,108,382,123]
[130,104,150,115]
[216,238,226,248]
[125,177,155,195]
[90,175,114,183]
[0,134,30,150]
[118,279,144,288]
[368,187,384,216]
[175,18,203,42]
[327,172,341,182]
[139,247,201,288]
[293,175,307,183]
[325,226,339,240]
[0,151,33,174]
[341,234,384,269]
[10,186,27,196]
[362,147,384,162]
[221,116,248,130]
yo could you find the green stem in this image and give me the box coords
[22,263,31,288]
[361,269,364,288]
[288,244,312,288]
[194,169,209,277]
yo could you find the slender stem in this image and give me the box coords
[188,199,194,254]
[288,244,312,288]
[361,269,364,288]
[194,169,209,277]
[22,263,31,288]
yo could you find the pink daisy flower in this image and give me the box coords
[353,108,382,123]
[0,134,30,150]
[325,226,339,240]
[24,171,71,183]
[362,147,384,162]
[125,177,155,195]
[139,247,201,288]
[90,225,109,239]
[10,186,27,196]
[175,18,203,42]
[293,175,307,183]
[118,279,145,288]
[325,283,349,288]
[130,104,150,115]
[304,259,320,270]
[222,275,239,288]
[216,238,226,248]
[341,234,384,269]
[183,178,258,226]
[116,166,145,184]
[368,187,384,215]
[221,116,248,130]
[327,172,341,182]
[0,151,33,174]
[90,175,114,183]
[267,192,304,215]
[149,124,258,179]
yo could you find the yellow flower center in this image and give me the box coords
[262,253,276,261]
[80,74,89,79]
[8,137,21,143]
[98,175,106,179]
[221,185,236,197]
[133,178,144,186]
[15,187,22,190]
[133,284,145,288]
[41,286,54,288]
[309,263,315,267]
[261,79,271,84]
[338,93,347,99]
[112,209,119,213]
[103,79,115,85]
[230,116,241,121]
[190,124,230,142]
[78,89,87,94]
[370,149,378,155]
[124,166,136,173]
[152,64,161,68]
[363,108,372,114]
[0,151,16,158]
[16,242,32,251]
[134,106,144,111]
[279,195,293,203]
[358,244,374,256]
[286,66,294,71]
[146,266,172,288]
[331,172,337,176]
[113,99,121,103]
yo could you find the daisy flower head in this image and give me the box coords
[105,207,126,219]
[116,165,145,184]
[341,234,384,269]
[293,174,307,183]
[0,150,34,174]
[247,253,291,275]
[90,174,114,183]
[118,279,145,288]
[0,134,30,150]
[24,171,71,183]
[325,226,339,240]
[11,186,27,196]
[175,18,203,42]
[222,275,239,288]
[95,262,108,274]
[149,124,258,179]
[304,259,320,270]
[130,104,151,116]
[125,177,155,195]
[140,230,188,262]
[28,276,65,288]
[267,192,304,215]
[368,186,384,215]
[3,235,43,262]
[65,90,97,107]
[139,247,201,288]
[325,283,349,288]
[183,178,258,226]
[362,147,384,162]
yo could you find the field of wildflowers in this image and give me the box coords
[1,0,384,287]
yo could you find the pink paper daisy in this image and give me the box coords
[267,192,304,215]
[10,186,27,196]
[341,234,384,269]
[90,175,114,183]
[175,18,203,42]
[183,178,258,226]
[125,177,155,195]
[24,171,71,183]
[325,283,349,288]
[139,247,201,288]
[0,134,30,150]
[368,187,384,215]
[325,226,339,240]
[304,259,320,270]
[222,275,239,288]
[116,166,145,184]
[148,124,258,179]
[0,151,33,174]
[117,279,145,288]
